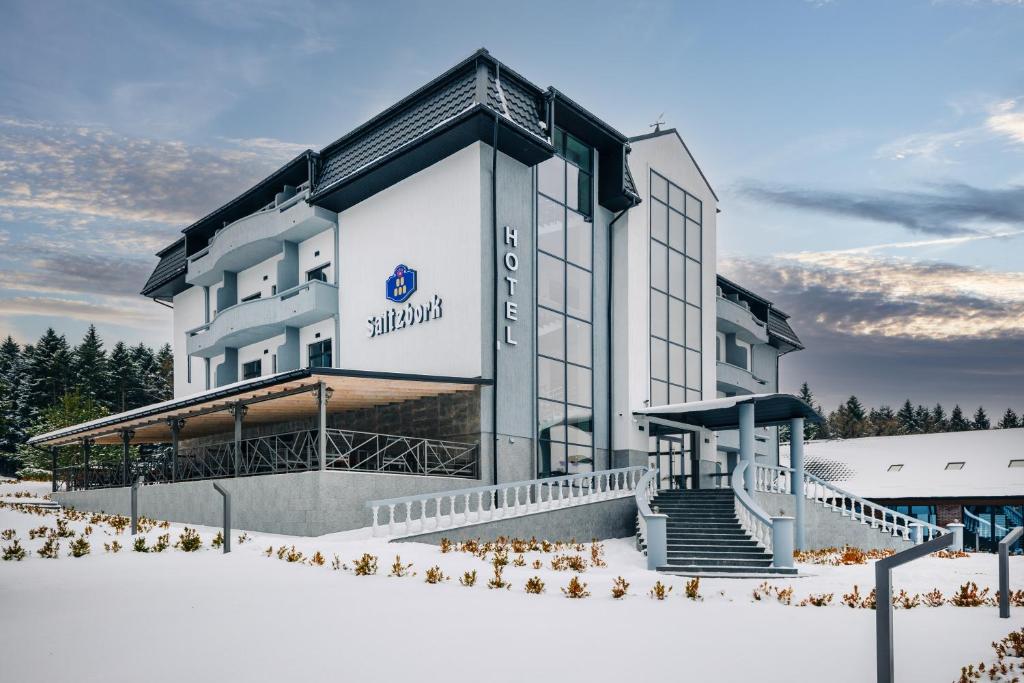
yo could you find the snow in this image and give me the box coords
[1,478,1022,682]
[782,428,1024,498]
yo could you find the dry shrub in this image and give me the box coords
[513,554,526,567]
[237,532,250,545]
[103,540,122,554]
[799,593,834,607]
[840,547,867,565]
[525,576,545,594]
[424,566,448,584]
[174,528,201,552]
[551,554,587,572]
[562,575,590,599]
[331,555,345,571]
[491,547,509,569]
[611,576,630,599]
[541,540,554,553]
[1,529,16,541]
[2,539,26,561]
[950,582,990,607]
[152,533,170,553]
[310,551,326,567]
[590,541,607,568]
[439,538,454,553]
[459,539,479,554]
[211,531,224,549]
[922,589,945,607]
[933,549,969,559]
[133,537,149,553]
[353,553,378,575]
[486,565,509,590]
[893,589,920,609]
[511,538,528,554]
[459,570,477,587]
[532,559,543,570]
[263,545,274,557]
[649,581,672,601]
[37,537,59,559]
[69,536,90,557]
[753,582,794,605]
[284,546,305,563]
[28,526,49,540]
[685,577,701,601]
[388,555,413,577]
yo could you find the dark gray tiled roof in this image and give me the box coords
[768,309,803,349]
[141,239,186,296]
[486,67,546,137]
[624,160,638,198]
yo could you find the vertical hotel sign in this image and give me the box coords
[502,225,518,346]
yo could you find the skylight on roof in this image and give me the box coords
[887,464,903,472]
[944,462,965,471]
[1010,460,1024,468]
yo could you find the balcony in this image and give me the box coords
[716,361,769,396]
[716,295,769,344]
[186,193,337,287]
[186,280,338,358]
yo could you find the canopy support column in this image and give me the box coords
[168,419,184,482]
[316,382,332,471]
[232,404,246,477]
[50,447,58,492]
[120,429,134,487]
[81,438,93,490]
[738,402,755,493]
[789,417,805,550]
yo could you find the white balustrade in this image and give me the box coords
[732,462,774,554]
[367,465,646,538]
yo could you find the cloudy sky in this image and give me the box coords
[0,0,1022,414]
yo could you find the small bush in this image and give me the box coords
[83,525,93,536]
[840,547,867,565]
[611,576,630,599]
[309,551,325,567]
[103,540,122,554]
[513,554,526,567]
[56,519,74,538]
[551,554,587,572]
[649,581,672,601]
[388,555,413,577]
[685,577,701,601]
[211,531,224,549]
[524,576,545,594]
[950,582,990,607]
[922,588,945,607]
[331,555,345,571]
[1,529,17,541]
[933,549,969,559]
[424,565,448,584]
[590,541,607,568]
[276,546,288,560]
[799,593,834,607]
[2,539,26,561]
[353,553,378,576]
[491,548,509,569]
[263,545,274,557]
[531,559,543,570]
[893,589,920,609]
[132,537,149,553]
[486,566,509,590]
[152,533,170,553]
[561,575,590,599]
[439,538,454,553]
[285,546,305,563]
[69,536,91,557]
[459,570,477,587]
[28,525,50,540]
[175,528,202,552]
[237,532,250,545]
[37,537,59,559]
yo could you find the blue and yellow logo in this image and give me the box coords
[385,264,417,303]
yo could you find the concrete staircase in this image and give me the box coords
[651,489,797,576]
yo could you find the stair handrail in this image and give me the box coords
[635,467,667,570]
[964,507,1008,537]
[753,463,946,543]
[732,461,774,553]
[366,465,646,538]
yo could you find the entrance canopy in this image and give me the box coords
[635,393,823,436]
[29,368,488,447]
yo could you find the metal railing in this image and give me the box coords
[366,466,646,538]
[56,428,479,491]
[753,463,946,544]
[634,468,666,569]
[733,462,774,553]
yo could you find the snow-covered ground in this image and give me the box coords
[1,479,1021,682]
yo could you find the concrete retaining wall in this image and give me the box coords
[396,496,638,545]
[52,471,478,537]
[754,491,915,552]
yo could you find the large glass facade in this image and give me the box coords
[649,170,702,407]
[537,129,594,477]
[964,504,1024,553]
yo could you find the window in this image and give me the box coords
[242,359,261,380]
[307,263,330,283]
[1010,460,1024,468]
[240,292,261,303]
[887,464,903,472]
[537,128,594,478]
[945,462,965,471]
[308,339,332,368]
[649,169,702,406]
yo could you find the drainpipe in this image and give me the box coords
[607,208,628,468]
[491,111,500,487]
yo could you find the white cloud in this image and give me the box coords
[986,98,1024,144]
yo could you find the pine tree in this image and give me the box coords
[0,336,24,454]
[107,342,136,412]
[19,329,73,420]
[998,408,1020,429]
[129,343,159,408]
[931,404,948,433]
[73,325,110,407]
[869,405,899,436]
[153,343,174,401]
[16,391,124,471]
[896,399,917,435]
[913,404,931,433]
[972,406,991,430]
[828,396,869,439]
[948,405,971,432]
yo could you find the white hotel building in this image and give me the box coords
[33,49,912,575]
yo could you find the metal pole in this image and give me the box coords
[169,419,183,483]
[50,447,57,493]
[738,402,755,493]
[212,482,231,554]
[121,429,133,487]
[318,382,327,471]
[875,532,955,683]
[790,417,805,550]
[82,438,93,490]
[999,527,1023,619]
[233,404,245,477]
[130,476,142,535]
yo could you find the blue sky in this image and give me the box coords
[0,0,1022,413]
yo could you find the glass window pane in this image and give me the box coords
[669,384,685,405]
[687,349,701,390]
[566,318,591,366]
[651,173,668,202]
[538,195,564,258]
[537,308,564,360]
[669,210,685,251]
[538,253,564,312]
[686,257,701,305]
[686,388,702,403]
[651,337,667,381]
[669,249,684,299]
[650,200,667,243]
[567,364,592,407]
[539,440,566,477]
[564,133,592,170]
[567,444,594,474]
[669,343,684,385]
[651,379,668,407]
[669,184,685,212]
[687,193,702,222]
[538,156,564,204]
[686,304,701,349]
[566,265,591,321]
[566,210,591,269]
[538,357,565,401]
[686,219,701,259]
[565,405,593,446]
[650,241,667,291]
[669,297,684,344]
[650,290,667,339]
[538,400,566,441]
[576,172,592,217]
[566,163,579,212]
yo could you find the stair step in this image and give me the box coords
[662,556,773,568]
[657,565,799,576]
[667,549,770,559]
[667,530,749,537]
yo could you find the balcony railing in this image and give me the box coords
[717,295,769,344]
[716,360,768,395]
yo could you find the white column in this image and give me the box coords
[790,417,805,551]
[739,402,755,493]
